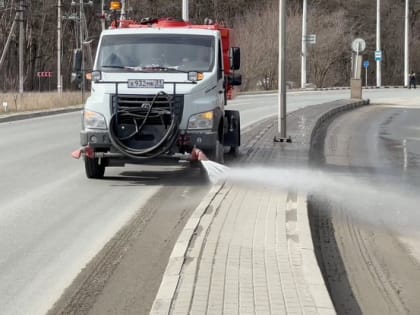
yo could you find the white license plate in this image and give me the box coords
[127,79,164,88]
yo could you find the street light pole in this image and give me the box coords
[182,0,189,21]
[101,0,105,30]
[301,0,307,89]
[376,0,381,87]
[18,0,24,95]
[404,0,409,87]
[57,0,62,94]
[79,0,85,102]
[274,0,290,143]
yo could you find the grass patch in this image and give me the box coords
[0,91,87,114]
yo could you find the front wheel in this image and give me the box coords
[84,157,105,179]
[205,139,224,164]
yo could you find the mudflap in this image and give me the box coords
[223,110,241,147]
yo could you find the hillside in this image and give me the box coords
[0,0,417,91]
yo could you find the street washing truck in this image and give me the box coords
[72,12,242,179]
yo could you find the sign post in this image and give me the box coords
[37,71,53,91]
[352,38,366,79]
[363,60,370,87]
[351,38,366,99]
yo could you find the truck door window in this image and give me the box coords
[218,39,223,81]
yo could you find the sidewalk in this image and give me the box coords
[151,99,369,315]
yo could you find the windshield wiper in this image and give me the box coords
[135,66,187,73]
[101,65,126,69]
[100,65,188,73]
[157,66,187,73]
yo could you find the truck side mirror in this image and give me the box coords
[72,49,82,73]
[72,49,83,83]
[231,47,240,70]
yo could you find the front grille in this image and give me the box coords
[111,94,184,123]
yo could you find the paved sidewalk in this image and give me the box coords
[151,99,369,315]
[169,185,333,314]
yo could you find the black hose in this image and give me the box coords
[108,91,180,159]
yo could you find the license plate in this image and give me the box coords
[127,79,164,88]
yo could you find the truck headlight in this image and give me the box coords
[84,110,107,129]
[187,110,214,129]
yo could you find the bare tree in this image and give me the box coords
[0,0,416,92]
[308,9,351,87]
[233,1,279,90]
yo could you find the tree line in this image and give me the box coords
[0,0,418,92]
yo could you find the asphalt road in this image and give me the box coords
[1,88,419,314]
[310,102,420,314]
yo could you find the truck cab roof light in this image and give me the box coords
[110,1,122,11]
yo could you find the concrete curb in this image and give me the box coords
[149,184,226,315]
[0,105,83,123]
[310,99,370,148]
[238,86,405,95]
[297,193,336,314]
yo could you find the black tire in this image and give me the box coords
[190,160,211,183]
[228,145,239,156]
[206,139,224,164]
[84,157,105,179]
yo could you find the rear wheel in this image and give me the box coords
[228,145,239,156]
[84,157,105,179]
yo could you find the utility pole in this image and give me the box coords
[79,0,85,102]
[19,0,24,95]
[0,13,18,71]
[404,0,409,87]
[182,0,189,21]
[57,0,62,93]
[301,0,307,89]
[101,0,105,30]
[376,0,381,87]
[120,0,126,22]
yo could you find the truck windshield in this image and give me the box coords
[97,34,215,72]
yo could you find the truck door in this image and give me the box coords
[217,39,225,108]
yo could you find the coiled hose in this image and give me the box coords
[109,91,180,159]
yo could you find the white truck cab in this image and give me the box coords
[74,18,241,178]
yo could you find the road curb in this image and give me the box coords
[150,184,227,315]
[0,105,82,123]
[310,99,370,148]
[297,193,336,314]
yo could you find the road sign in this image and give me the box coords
[375,50,382,61]
[352,38,366,53]
[363,60,370,68]
[305,34,316,44]
[37,71,53,78]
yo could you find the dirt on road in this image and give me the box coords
[309,105,420,315]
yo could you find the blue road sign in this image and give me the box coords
[363,60,370,68]
[375,50,382,62]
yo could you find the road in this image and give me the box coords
[229,88,420,128]
[0,88,419,314]
[310,102,420,314]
